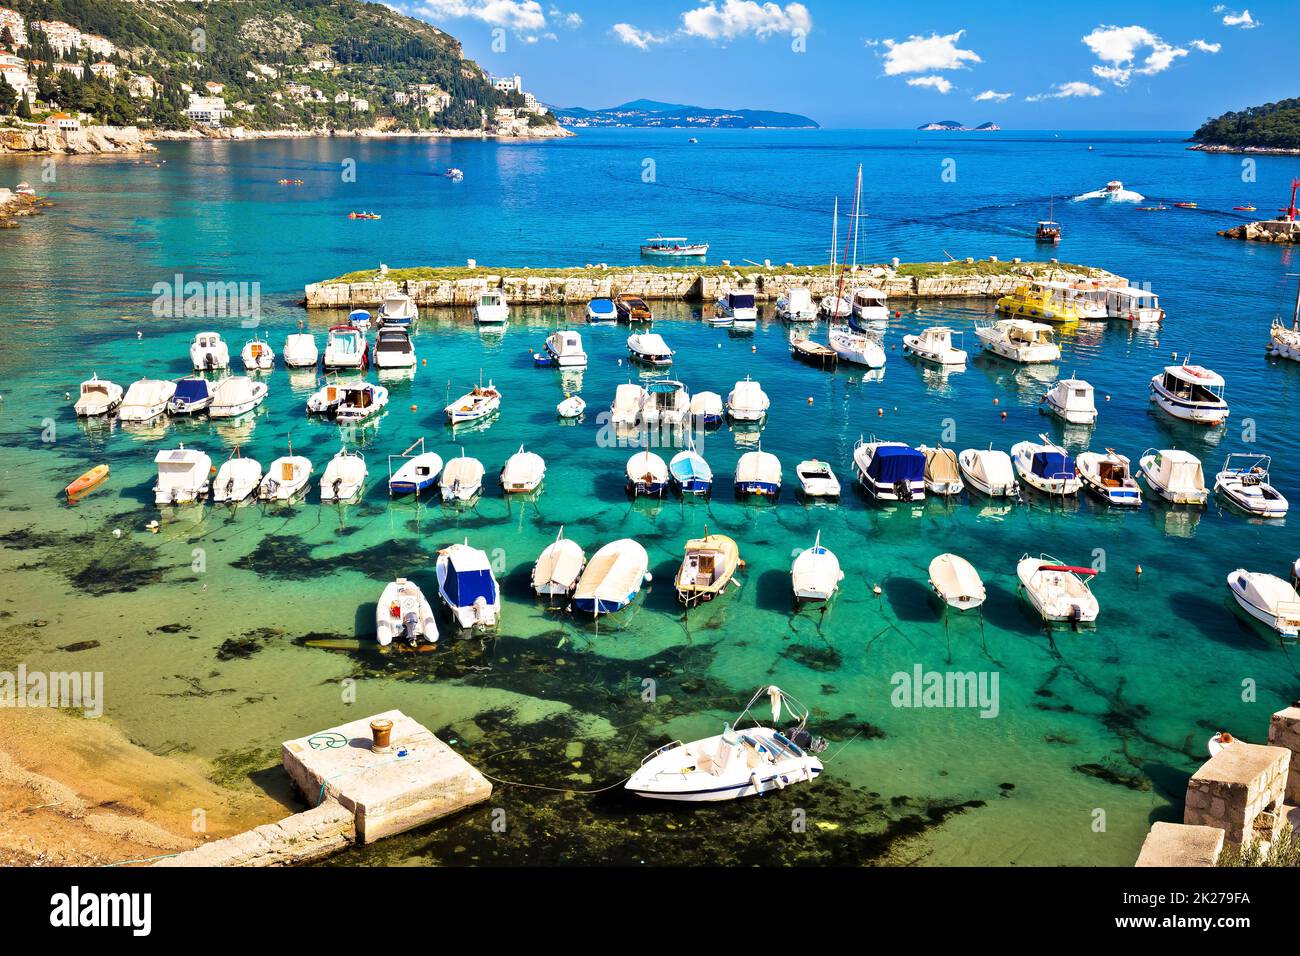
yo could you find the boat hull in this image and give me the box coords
[1149,380,1228,426]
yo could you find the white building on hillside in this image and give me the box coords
[0,7,27,47]
[184,93,232,127]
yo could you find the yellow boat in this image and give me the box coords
[996,283,1082,323]
[66,464,109,501]
[674,531,740,606]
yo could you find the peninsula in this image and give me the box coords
[1190,97,1300,154]
[554,99,818,130]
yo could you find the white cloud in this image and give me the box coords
[879,30,981,76]
[1191,39,1221,53]
[612,22,667,50]
[1222,8,1258,28]
[1026,81,1103,102]
[1081,24,1187,86]
[974,89,1012,102]
[413,0,549,35]
[906,75,953,94]
[548,6,581,29]
[680,1,812,41]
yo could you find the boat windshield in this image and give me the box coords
[1163,372,1222,402]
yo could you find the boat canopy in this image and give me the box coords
[173,378,210,402]
[670,449,711,481]
[630,333,672,356]
[731,380,767,407]
[212,376,258,403]
[1166,364,1225,389]
[1150,450,1204,491]
[1031,450,1074,479]
[735,451,781,484]
[588,298,615,313]
[645,236,689,243]
[726,292,756,309]
[854,288,887,301]
[867,445,924,483]
[443,550,498,607]
[924,447,960,483]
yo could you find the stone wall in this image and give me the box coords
[153,800,354,867]
[1268,706,1300,805]
[1183,741,1290,847]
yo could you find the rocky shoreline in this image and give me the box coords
[149,124,573,144]
[0,189,53,228]
[1218,219,1300,244]
[0,124,154,155]
[1189,142,1300,157]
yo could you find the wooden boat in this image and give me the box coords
[790,337,838,368]
[674,532,740,606]
[445,381,501,426]
[1076,449,1142,506]
[66,464,109,502]
[615,294,654,324]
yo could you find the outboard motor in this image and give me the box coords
[402,610,420,646]
[787,725,828,754]
[894,479,912,502]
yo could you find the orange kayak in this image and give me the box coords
[66,464,109,501]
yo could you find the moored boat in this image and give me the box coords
[669,440,713,496]
[615,294,653,324]
[1043,376,1097,425]
[1017,554,1099,624]
[258,447,313,502]
[689,391,724,428]
[445,381,501,426]
[918,445,964,496]
[556,394,586,419]
[828,326,886,368]
[320,446,368,501]
[975,318,1060,363]
[439,449,484,502]
[1011,435,1080,496]
[1149,362,1228,426]
[501,444,545,494]
[726,376,770,423]
[776,288,817,321]
[373,326,416,369]
[627,332,674,366]
[474,289,509,324]
[532,527,586,600]
[715,291,757,324]
[852,438,925,501]
[211,448,262,504]
[544,330,587,368]
[334,382,388,426]
[167,377,213,416]
[795,459,840,498]
[1138,448,1207,505]
[1077,449,1141,506]
[849,287,889,328]
[997,282,1082,323]
[610,383,647,430]
[790,337,838,368]
[902,326,966,366]
[376,578,438,647]
[675,531,740,606]
[1214,453,1288,518]
[626,450,669,497]
[388,438,443,496]
[1226,570,1300,637]
[734,449,782,497]
[118,378,177,424]
[240,336,275,372]
[323,325,370,370]
[190,332,230,371]
[377,291,418,327]
[208,376,268,419]
[436,541,501,630]
[791,532,843,602]
[928,553,986,611]
[585,298,617,323]
[74,374,123,417]
[154,445,212,505]
[957,447,1018,497]
[572,539,650,616]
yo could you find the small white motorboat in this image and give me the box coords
[640,379,690,430]
[323,325,370,370]
[902,326,966,366]
[852,438,925,501]
[436,540,501,629]
[690,391,724,428]
[715,291,758,324]
[474,288,509,324]
[669,440,712,496]
[1214,453,1288,518]
[626,686,825,802]
[208,376,268,419]
[501,444,545,494]
[373,326,416,369]
[791,532,843,602]
[585,298,617,323]
[1043,376,1097,425]
[819,294,851,319]
[544,330,587,368]
[727,376,770,423]
[190,332,230,371]
[240,336,275,372]
[387,439,442,496]
[118,378,177,423]
[610,383,647,430]
[259,449,313,502]
[378,291,418,327]
[1150,362,1228,426]
[626,450,669,497]
[958,447,1018,497]
[975,319,1060,364]
[556,394,586,419]
[572,538,650,615]
[734,449,782,497]
[1017,554,1099,624]
[74,374,123,417]
[1138,448,1208,505]
[153,445,212,505]
[828,326,886,368]
[627,332,674,366]
[334,382,388,426]
[1011,435,1080,496]
[167,377,213,416]
[283,326,319,368]
[795,459,841,498]
[445,381,500,426]
[211,448,262,504]
[639,235,708,258]
[1076,449,1141,506]
[1226,569,1300,637]
[320,447,367,502]
[776,288,817,321]
[439,450,485,502]
[348,309,372,330]
[306,380,355,416]
[532,527,586,599]
[675,532,740,606]
[918,445,964,496]
[376,578,438,647]
[850,287,889,327]
[928,553,986,611]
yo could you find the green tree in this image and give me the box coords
[0,74,17,115]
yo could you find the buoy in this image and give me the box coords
[421,359,427,366]
[717,343,722,349]
[872,584,882,596]
[410,404,417,412]
[1171,351,1177,359]
[136,331,143,340]
[807,396,814,405]
[895,310,901,317]
[877,407,883,416]
[112,528,123,539]
[644,572,653,582]
[1105,394,1111,402]
[993,397,1000,405]
[64,392,70,401]
[1000,411,1007,419]
[1135,564,1143,576]
[751,345,756,352]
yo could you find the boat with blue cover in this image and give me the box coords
[669,439,713,495]
[1011,435,1081,496]
[168,377,213,416]
[586,298,617,323]
[852,438,926,501]
[436,540,501,630]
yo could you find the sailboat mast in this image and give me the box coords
[1293,273,1300,327]
[830,196,838,277]
[851,163,862,269]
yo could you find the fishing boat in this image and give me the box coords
[258,447,313,502]
[790,337,838,368]
[997,283,1081,323]
[776,288,817,321]
[849,287,889,328]
[852,439,925,501]
[323,325,370,370]
[928,554,986,611]
[1011,435,1080,496]
[902,326,966,366]
[334,382,388,426]
[626,686,825,802]
[918,445,964,496]
[958,447,1019,497]
[626,450,669,497]
[320,447,367,502]
[572,539,650,615]
[1174,201,1198,209]
[610,383,647,430]
[190,331,230,371]
[795,460,840,498]
[627,332,674,366]
[306,380,354,416]
[1035,196,1062,243]
[532,528,586,600]
[376,579,438,647]
[154,446,211,505]
[211,448,262,504]
[118,378,177,423]
[66,464,109,502]
[669,439,713,496]
[1149,362,1228,425]
[975,318,1060,363]
[74,374,123,417]
[1226,570,1300,637]
[436,541,501,630]
[556,394,586,419]
[544,330,587,368]
[734,449,782,497]
[283,325,319,368]
[501,444,545,493]
[640,379,690,430]
[167,377,213,416]
[1076,449,1142,506]
[208,376,268,419]
[240,337,275,372]
[828,326,886,368]
[1043,376,1097,425]
[1105,286,1164,324]
[445,381,501,426]
[378,292,418,327]
[373,326,416,369]
[1214,453,1288,518]
[387,439,443,496]
[615,294,654,324]
[1137,448,1208,505]
[439,449,484,502]
[585,298,617,323]
[726,376,770,423]
[675,532,740,606]
[791,532,843,602]
[639,235,708,257]
[715,291,758,323]
[1017,554,1099,624]
[690,391,724,428]
[1234,204,1256,212]
[474,289,509,324]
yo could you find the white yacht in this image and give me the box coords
[1226,570,1300,637]
[975,319,1060,363]
[640,379,690,430]
[373,326,416,369]
[1149,362,1228,426]
[1011,435,1080,496]
[1018,554,1099,624]
[153,445,212,505]
[902,326,966,366]
[500,444,546,494]
[118,378,177,423]
[791,533,844,602]
[1043,376,1097,425]
[957,447,1018,498]
[850,287,889,326]
[1076,449,1142,506]
[376,579,438,647]
[828,326,886,368]
[190,332,230,371]
[1137,448,1207,505]
[167,378,213,416]
[795,460,841,498]
[208,376,268,418]
[776,288,817,321]
[726,376,770,423]
[1214,454,1288,518]
[74,374,123,417]
[610,383,647,430]
[474,289,509,324]
[819,294,851,319]
[240,337,275,372]
[320,447,368,502]
[715,291,758,323]
[211,448,262,504]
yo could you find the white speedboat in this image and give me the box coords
[928,554,985,611]
[715,291,758,323]
[556,394,586,419]
[118,378,177,423]
[208,376,268,419]
[975,319,1060,363]
[690,391,724,428]
[190,332,229,371]
[669,440,712,496]
[1214,453,1288,518]
[610,383,647,430]
[544,330,587,368]
[902,326,966,366]
[791,533,843,602]
[240,337,275,372]
[259,451,313,502]
[334,382,388,426]
[849,287,889,328]
[283,328,319,368]
[918,445,964,496]
[626,450,669,497]
[153,445,211,505]
[445,381,500,426]
[852,438,925,501]
[306,380,354,416]
[958,447,1018,497]
[734,449,782,497]
[376,578,437,647]
[776,288,817,321]
[585,298,617,323]
[378,291,418,327]
[726,376,769,422]
[474,288,509,324]
[1226,570,1300,637]
[640,379,690,430]
[626,686,825,802]
[388,441,443,496]
[819,294,851,319]
[1150,362,1228,425]
[640,235,708,258]
[1043,377,1097,425]
[1138,448,1207,505]
[167,377,213,416]
[1018,554,1100,624]
[74,374,123,417]
[501,444,545,494]
[439,450,484,502]
[627,332,674,366]
[795,459,840,498]
[532,527,586,599]
[323,325,369,370]
[828,326,886,368]
[373,326,416,369]
[1011,435,1080,496]
[1076,449,1141,506]
[320,447,367,501]
[436,541,501,629]
[572,539,650,616]
[211,449,262,504]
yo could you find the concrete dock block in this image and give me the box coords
[1267,706,1300,805]
[1135,823,1225,867]
[1184,741,1290,846]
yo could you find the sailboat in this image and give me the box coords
[1035,194,1062,243]
[818,196,850,319]
[826,164,886,369]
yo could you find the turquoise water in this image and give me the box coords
[1,130,1299,866]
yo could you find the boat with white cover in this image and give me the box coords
[474,289,509,324]
[544,330,587,368]
[211,448,262,504]
[795,460,841,498]
[1149,362,1228,426]
[902,326,966,366]
[975,319,1060,363]
[572,539,650,616]
[1011,435,1080,496]
[154,445,211,505]
[373,326,416,369]
[852,439,925,501]
[727,376,770,422]
[532,528,586,600]
[675,532,740,606]
[283,327,318,368]
[627,332,674,366]
[1226,570,1300,637]
[445,381,500,426]
[958,447,1018,497]
[1138,448,1207,505]
[791,532,843,602]
[1043,377,1097,425]
[828,326,886,368]
[1076,449,1141,506]
[377,292,418,327]
[320,447,367,501]
[776,288,817,321]
[640,379,690,429]
[388,439,443,496]
[118,378,177,423]
[190,332,230,371]
[74,374,123,417]
[1017,554,1099,624]
[626,686,825,802]
[735,449,782,497]
[436,541,500,630]
[610,383,647,430]
[928,554,985,611]
[501,444,545,494]
[167,377,213,416]
[439,450,484,502]
[626,450,669,497]
[241,337,275,372]
[208,376,268,418]
[669,440,712,496]
[690,391,724,428]
[258,449,313,502]
[376,578,437,647]
[323,325,370,370]
[556,394,586,419]
[1214,453,1288,518]
[819,294,851,319]
[334,382,388,426]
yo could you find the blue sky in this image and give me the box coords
[391,1,1289,129]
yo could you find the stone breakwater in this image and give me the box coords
[304,263,1125,309]
[1218,219,1300,245]
[0,124,154,155]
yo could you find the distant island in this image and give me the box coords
[918,121,1000,131]
[1191,97,1300,153]
[554,99,819,129]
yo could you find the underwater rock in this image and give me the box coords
[787,642,843,672]
[1073,762,1151,792]
[58,640,100,652]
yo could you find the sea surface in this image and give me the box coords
[1,129,1299,866]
